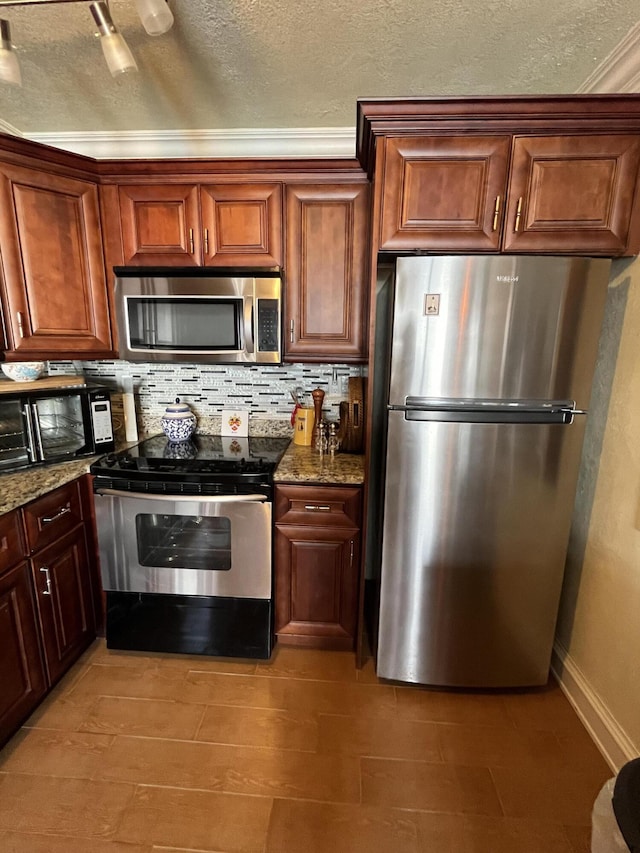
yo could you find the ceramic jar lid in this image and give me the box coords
[162,397,193,419]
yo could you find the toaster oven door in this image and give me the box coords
[0,398,32,472]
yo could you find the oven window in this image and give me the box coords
[127,297,241,351]
[135,514,232,571]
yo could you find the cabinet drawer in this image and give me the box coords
[22,480,83,553]
[0,510,26,576]
[275,484,361,528]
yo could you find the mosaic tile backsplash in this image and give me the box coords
[48,360,364,434]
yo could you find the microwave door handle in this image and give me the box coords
[244,297,255,354]
[30,401,45,460]
[94,488,268,503]
[22,402,38,463]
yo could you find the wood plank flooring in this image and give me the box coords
[0,640,611,852]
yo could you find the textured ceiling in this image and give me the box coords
[0,0,639,136]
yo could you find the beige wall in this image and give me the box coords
[556,256,640,760]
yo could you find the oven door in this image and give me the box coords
[93,489,272,599]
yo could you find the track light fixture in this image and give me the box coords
[0,18,21,85]
[90,1,137,76]
[0,0,174,83]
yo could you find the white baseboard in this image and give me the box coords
[551,641,638,772]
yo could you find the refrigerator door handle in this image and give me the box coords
[392,404,581,425]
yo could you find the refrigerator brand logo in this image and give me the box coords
[496,275,519,282]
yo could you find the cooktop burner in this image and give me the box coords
[90,434,291,484]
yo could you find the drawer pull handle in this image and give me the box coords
[17,311,26,338]
[189,228,195,254]
[42,505,71,524]
[1,535,7,552]
[40,566,52,596]
[304,504,332,512]
[204,228,209,254]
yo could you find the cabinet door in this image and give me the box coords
[503,135,640,254]
[0,560,47,746]
[31,525,95,685]
[285,183,369,362]
[275,524,359,650]
[0,164,112,357]
[379,135,511,251]
[0,508,25,576]
[118,184,201,266]
[200,184,282,266]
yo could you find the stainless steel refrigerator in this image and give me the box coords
[374,255,610,688]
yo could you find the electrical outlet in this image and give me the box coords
[328,367,340,397]
[424,293,440,315]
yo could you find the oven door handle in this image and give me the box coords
[94,488,268,503]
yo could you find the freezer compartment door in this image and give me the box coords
[389,255,610,408]
[377,410,586,687]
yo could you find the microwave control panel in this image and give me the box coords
[257,299,280,353]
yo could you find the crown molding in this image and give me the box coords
[0,118,23,136]
[25,126,356,159]
[577,21,640,93]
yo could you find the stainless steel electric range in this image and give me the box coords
[90,434,290,659]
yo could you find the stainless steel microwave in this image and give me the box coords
[0,384,115,474]
[114,268,282,364]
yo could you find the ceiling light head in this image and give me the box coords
[134,0,174,37]
[0,19,22,87]
[89,1,138,77]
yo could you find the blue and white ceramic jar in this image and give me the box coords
[161,398,197,443]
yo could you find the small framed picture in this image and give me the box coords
[221,408,249,437]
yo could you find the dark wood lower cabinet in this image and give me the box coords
[31,526,95,686]
[274,484,362,650]
[0,479,97,746]
[0,560,47,747]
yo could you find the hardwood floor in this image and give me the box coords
[0,640,610,852]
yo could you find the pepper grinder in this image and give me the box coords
[311,387,325,449]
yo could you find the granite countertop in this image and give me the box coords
[0,435,366,517]
[274,443,365,485]
[0,457,98,516]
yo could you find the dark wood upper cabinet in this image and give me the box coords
[119,184,201,266]
[0,163,113,358]
[359,96,640,256]
[200,184,282,266]
[380,135,511,251]
[284,182,369,362]
[118,182,283,267]
[378,133,640,255]
[503,135,640,254]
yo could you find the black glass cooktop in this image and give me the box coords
[90,434,291,482]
